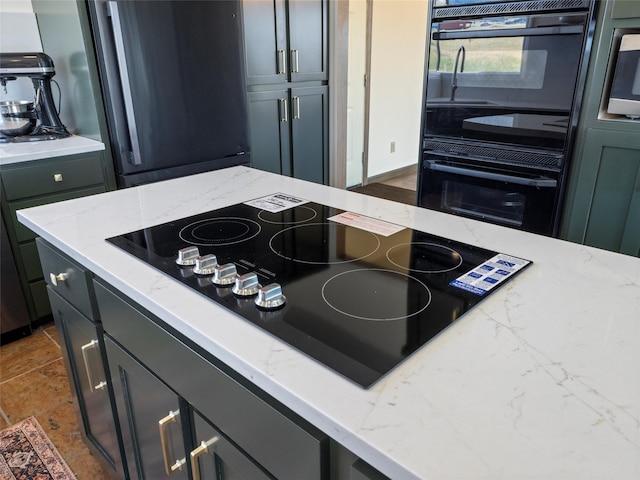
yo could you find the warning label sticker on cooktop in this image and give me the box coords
[450,254,531,296]
[244,193,309,212]
[328,212,405,237]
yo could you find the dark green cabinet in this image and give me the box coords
[248,86,328,184]
[0,152,113,324]
[247,89,292,176]
[47,290,124,476]
[561,0,640,256]
[243,0,327,86]
[563,128,640,256]
[243,0,329,184]
[105,337,188,480]
[36,238,125,478]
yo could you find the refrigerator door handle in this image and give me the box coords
[107,1,142,166]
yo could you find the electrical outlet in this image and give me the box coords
[390,141,396,153]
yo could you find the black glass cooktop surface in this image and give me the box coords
[107,194,531,387]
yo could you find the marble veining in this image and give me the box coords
[16,166,640,480]
[0,135,104,164]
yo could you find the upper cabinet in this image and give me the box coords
[243,0,328,86]
[561,0,640,257]
[243,0,329,185]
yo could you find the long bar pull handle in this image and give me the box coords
[190,436,219,480]
[291,48,299,73]
[426,161,558,188]
[277,49,287,75]
[159,410,186,475]
[107,1,143,166]
[293,96,300,120]
[81,339,106,392]
[280,98,288,122]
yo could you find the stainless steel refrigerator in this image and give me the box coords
[87,0,250,187]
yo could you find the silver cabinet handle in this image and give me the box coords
[107,1,142,166]
[53,173,63,182]
[280,98,288,123]
[80,339,107,392]
[291,48,299,73]
[159,410,185,475]
[190,436,219,480]
[277,49,286,74]
[293,96,300,120]
[49,272,69,287]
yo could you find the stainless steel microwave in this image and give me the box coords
[607,34,640,118]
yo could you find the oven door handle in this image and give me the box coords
[426,161,557,188]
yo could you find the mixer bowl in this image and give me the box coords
[0,100,37,136]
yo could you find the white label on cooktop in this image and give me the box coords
[328,212,405,237]
[244,193,309,212]
[450,254,531,296]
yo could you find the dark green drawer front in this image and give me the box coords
[10,186,106,242]
[19,241,43,282]
[95,279,327,480]
[2,153,105,201]
[36,238,94,320]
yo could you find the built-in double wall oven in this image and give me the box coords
[418,0,598,236]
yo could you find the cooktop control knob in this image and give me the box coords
[255,283,286,310]
[176,246,200,266]
[232,272,261,297]
[212,263,237,286]
[193,254,218,275]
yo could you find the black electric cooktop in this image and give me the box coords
[107,193,531,387]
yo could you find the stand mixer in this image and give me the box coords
[0,52,70,142]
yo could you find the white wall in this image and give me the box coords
[0,0,43,102]
[367,0,427,179]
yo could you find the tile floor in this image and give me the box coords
[0,324,112,479]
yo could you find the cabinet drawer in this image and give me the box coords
[2,152,105,200]
[36,238,95,320]
[95,279,327,480]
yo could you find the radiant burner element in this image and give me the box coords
[269,223,380,264]
[387,243,463,273]
[179,218,261,246]
[107,195,531,387]
[258,205,317,224]
[322,269,431,321]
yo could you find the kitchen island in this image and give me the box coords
[17,166,640,479]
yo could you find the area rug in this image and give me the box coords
[0,417,77,480]
[350,183,416,206]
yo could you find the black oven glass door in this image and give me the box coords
[419,158,558,235]
[425,11,588,150]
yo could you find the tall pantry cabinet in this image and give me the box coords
[243,0,329,185]
[561,0,640,257]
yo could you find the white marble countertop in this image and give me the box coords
[17,166,640,479]
[0,135,104,165]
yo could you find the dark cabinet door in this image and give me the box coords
[291,85,329,184]
[288,0,327,83]
[191,411,273,480]
[243,0,327,85]
[243,0,288,85]
[247,89,292,176]
[104,336,188,480]
[47,289,123,477]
